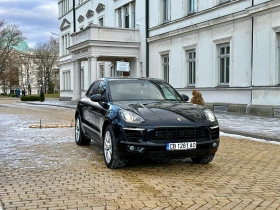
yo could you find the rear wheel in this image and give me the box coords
[103,126,127,169]
[191,154,215,164]
[75,115,91,145]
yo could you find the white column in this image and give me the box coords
[85,59,91,89]
[89,56,98,83]
[97,63,101,79]
[72,60,81,102]
[134,58,141,77]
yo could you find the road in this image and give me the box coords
[0,99,280,210]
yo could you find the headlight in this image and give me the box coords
[119,110,145,123]
[204,109,216,122]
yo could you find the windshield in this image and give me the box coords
[108,80,183,102]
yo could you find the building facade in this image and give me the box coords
[58,0,280,116]
[148,0,280,115]
[58,0,147,101]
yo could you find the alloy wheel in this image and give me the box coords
[104,131,112,164]
[75,118,80,142]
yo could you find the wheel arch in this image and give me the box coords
[102,119,112,140]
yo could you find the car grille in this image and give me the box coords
[150,127,210,143]
[124,126,219,143]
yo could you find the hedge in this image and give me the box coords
[20,95,40,101]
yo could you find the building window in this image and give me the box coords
[63,71,71,90]
[162,55,169,82]
[100,65,104,78]
[124,6,129,28]
[60,0,70,16]
[118,9,122,27]
[187,50,196,85]
[162,0,169,23]
[219,44,230,85]
[61,33,70,56]
[188,0,196,14]
[99,17,104,26]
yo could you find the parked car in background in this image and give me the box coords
[75,77,219,169]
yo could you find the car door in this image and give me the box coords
[82,81,100,140]
[87,80,109,143]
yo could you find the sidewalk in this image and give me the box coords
[26,98,280,142]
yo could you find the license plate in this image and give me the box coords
[166,142,197,151]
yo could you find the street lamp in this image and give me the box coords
[50,32,59,36]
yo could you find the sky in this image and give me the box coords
[0,0,59,48]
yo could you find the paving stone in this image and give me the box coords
[0,100,280,209]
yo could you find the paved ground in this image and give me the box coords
[0,98,280,209]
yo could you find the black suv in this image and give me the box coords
[75,78,219,168]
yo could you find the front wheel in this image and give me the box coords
[191,154,215,164]
[75,115,91,145]
[103,126,127,169]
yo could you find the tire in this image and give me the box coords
[103,126,127,169]
[191,154,215,164]
[75,115,91,145]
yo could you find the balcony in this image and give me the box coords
[71,24,140,46]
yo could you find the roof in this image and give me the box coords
[13,40,30,52]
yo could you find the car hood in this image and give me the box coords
[112,100,207,124]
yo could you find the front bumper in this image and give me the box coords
[115,126,220,160]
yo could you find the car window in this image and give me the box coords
[157,82,180,100]
[109,80,183,101]
[86,81,99,97]
[96,81,107,101]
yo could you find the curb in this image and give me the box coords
[220,128,280,143]
[23,102,76,109]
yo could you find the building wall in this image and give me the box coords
[148,0,280,107]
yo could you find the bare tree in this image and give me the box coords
[0,53,19,93]
[33,37,59,93]
[0,20,25,76]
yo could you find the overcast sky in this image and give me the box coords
[0,0,59,48]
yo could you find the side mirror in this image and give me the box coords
[181,94,189,102]
[90,94,102,102]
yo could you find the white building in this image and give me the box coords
[58,0,280,116]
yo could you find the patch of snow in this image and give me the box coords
[220,132,280,145]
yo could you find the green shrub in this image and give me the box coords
[39,90,45,102]
[7,94,16,97]
[20,95,40,101]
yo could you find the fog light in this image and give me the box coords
[212,143,218,148]
[129,146,135,151]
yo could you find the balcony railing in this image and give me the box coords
[71,24,140,46]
